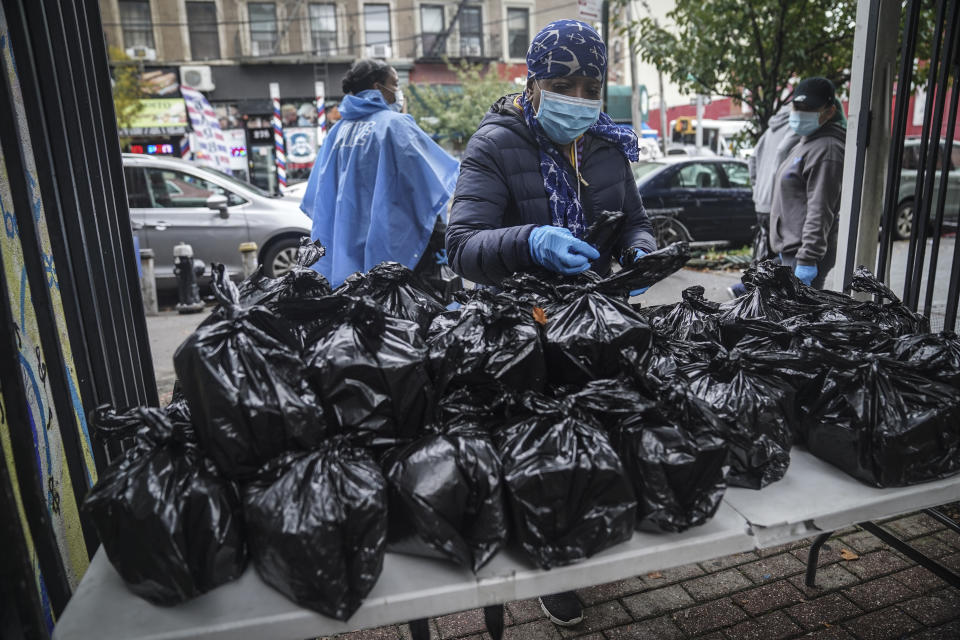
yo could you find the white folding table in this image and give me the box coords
[52,449,960,640]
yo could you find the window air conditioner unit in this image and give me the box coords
[366,44,392,59]
[181,66,215,91]
[125,46,157,61]
[463,44,482,57]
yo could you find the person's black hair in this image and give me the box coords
[342,59,392,95]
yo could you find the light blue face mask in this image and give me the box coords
[386,86,405,112]
[789,109,822,137]
[535,85,602,145]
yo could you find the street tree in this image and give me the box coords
[108,47,144,148]
[408,61,519,151]
[618,0,858,140]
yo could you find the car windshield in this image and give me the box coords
[632,162,666,183]
[194,166,276,198]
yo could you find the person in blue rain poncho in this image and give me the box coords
[300,59,460,287]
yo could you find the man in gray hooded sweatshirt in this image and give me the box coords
[770,77,847,289]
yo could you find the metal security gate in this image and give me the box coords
[0,0,156,637]
[840,0,960,330]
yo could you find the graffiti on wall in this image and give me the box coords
[0,0,97,611]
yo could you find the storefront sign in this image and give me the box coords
[119,98,188,136]
[182,85,232,175]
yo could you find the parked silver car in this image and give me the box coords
[122,154,311,287]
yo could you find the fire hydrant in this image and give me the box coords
[173,242,205,314]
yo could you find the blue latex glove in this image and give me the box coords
[795,264,818,286]
[628,248,649,296]
[435,249,448,265]
[528,226,600,275]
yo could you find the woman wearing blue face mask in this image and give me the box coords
[769,76,847,289]
[300,59,459,287]
[446,19,656,292]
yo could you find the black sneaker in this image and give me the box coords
[539,592,583,627]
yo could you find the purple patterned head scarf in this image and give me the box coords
[521,19,639,238]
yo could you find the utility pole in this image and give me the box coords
[695,93,705,154]
[659,70,668,155]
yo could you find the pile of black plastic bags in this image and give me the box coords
[83,229,960,619]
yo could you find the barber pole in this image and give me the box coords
[315,80,327,147]
[270,82,286,189]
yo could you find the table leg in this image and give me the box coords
[805,532,834,588]
[925,507,960,535]
[409,618,431,640]
[484,605,505,640]
[859,521,960,589]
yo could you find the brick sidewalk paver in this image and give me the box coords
[331,509,960,640]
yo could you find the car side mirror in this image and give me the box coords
[206,194,229,218]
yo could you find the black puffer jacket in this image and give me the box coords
[446,94,656,286]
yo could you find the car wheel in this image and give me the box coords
[652,216,692,247]
[895,201,914,241]
[262,238,300,277]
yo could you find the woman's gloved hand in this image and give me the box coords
[626,248,649,296]
[795,264,818,286]
[528,226,600,275]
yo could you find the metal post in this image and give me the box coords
[627,1,642,133]
[173,243,204,314]
[659,70,668,155]
[139,248,158,316]
[695,94,705,154]
[903,0,949,309]
[240,242,259,278]
[922,0,960,320]
[877,0,923,287]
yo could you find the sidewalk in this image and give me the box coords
[144,268,959,639]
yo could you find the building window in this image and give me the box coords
[187,2,220,60]
[459,6,482,57]
[249,3,278,56]
[309,4,337,55]
[364,4,391,52]
[507,7,529,59]
[420,5,444,57]
[118,0,155,49]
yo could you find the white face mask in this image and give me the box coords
[390,87,405,112]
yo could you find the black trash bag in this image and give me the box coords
[782,318,894,355]
[173,264,324,480]
[583,209,627,257]
[681,349,794,489]
[606,384,729,532]
[565,377,657,431]
[237,238,331,308]
[645,335,725,385]
[543,282,653,385]
[83,405,246,605]
[805,356,960,487]
[740,260,855,319]
[652,286,722,343]
[412,218,464,305]
[293,295,435,444]
[244,442,387,620]
[494,393,636,569]
[381,423,507,571]
[427,292,546,396]
[894,331,960,388]
[436,385,516,432]
[849,266,930,336]
[335,261,445,335]
[603,242,691,295]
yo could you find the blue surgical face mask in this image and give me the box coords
[389,87,405,112]
[789,109,822,136]
[535,84,602,145]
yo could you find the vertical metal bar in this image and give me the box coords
[805,532,834,588]
[903,0,949,310]
[922,1,960,320]
[840,0,882,291]
[877,0,923,282]
[77,0,158,406]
